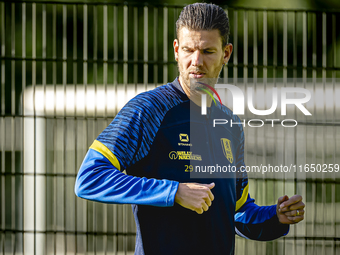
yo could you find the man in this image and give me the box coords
[75,3,305,254]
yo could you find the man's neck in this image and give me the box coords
[178,77,213,107]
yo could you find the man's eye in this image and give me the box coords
[203,50,213,54]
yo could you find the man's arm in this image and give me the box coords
[234,124,305,240]
[74,86,214,208]
[234,195,289,241]
[234,193,305,241]
[74,146,179,206]
[74,88,183,206]
[75,144,216,209]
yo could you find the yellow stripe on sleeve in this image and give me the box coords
[235,184,249,212]
[89,140,121,171]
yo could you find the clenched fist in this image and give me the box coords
[175,182,215,214]
[277,194,305,224]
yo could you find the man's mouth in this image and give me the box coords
[189,72,205,78]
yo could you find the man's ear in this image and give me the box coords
[174,39,179,61]
[223,43,233,64]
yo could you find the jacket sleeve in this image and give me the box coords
[234,125,289,241]
[234,195,289,241]
[74,88,182,206]
[74,148,178,206]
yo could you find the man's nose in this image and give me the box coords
[191,50,203,66]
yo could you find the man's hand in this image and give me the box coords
[175,182,215,214]
[276,195,305,224]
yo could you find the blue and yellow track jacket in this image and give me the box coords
[75,78,289,255]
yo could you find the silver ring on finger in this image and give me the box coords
[296,210,300,216]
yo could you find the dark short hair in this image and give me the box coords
[176,3,230,47]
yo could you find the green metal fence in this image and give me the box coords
[0,1,339,254]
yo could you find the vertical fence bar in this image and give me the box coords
[32,2,47,253]
[95,5,99,250]
[253,9,259,253]
[11,3,16,253]
[42,4,47,254]
[103,5,108,119]
[42,4,46,89]
[320,19,327,242]
[272,10,280,254]
[312,13,317,80]
[123,5,129,254]
[332,15,336,80]
[253,11,257,79]
[133,7,138,86]
[322,13,327,80]
[321,12,327,254]
[173,7,178,77]
[123,5,128,97]
[233,9,238,83]
[63,4,68,254]
[52,5,57,254]
[295,10,307,255]
[311,12,317,253]
[103,4,108,254]
[263,10,267,80]
[112,5,118,254]
[302,12,307,80]
[163,7,168,84]
[254,4,260,249]
[33,3,37,254]
[83,4,89,254]
[262,10,268,255]
[273,11,277,79]
[243,10,248,81]
[223,8,228,82]
[0,3,4,119]
[0,2,5,254]
[154,7,158,86]
[73,4,78,255]
[283,11,287,82]
[301,12,308,252]
[256,17,262,255]
[93,6,98,253]
[293,11,298,255]
[262,9,268,194]
[21,3,26,253]
[113,5,118,116]
[331,13,337,255]
[83,4,88,115]
[320,24,327,249]
[293,12,297,79]
[22,3,37,254]
[63,4,67,85]
[283,11,289,255]
[94,4,98,118]
[52,4,56,90]
[143,6,148,88]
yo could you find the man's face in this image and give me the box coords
[173,27,233,97]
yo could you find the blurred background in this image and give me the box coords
[0,0,340,254]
